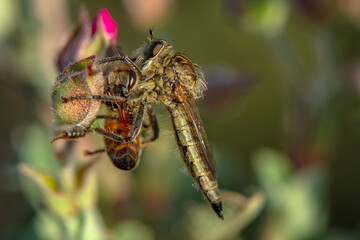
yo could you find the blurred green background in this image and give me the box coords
[1,0,360,239]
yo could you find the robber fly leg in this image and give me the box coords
[61,95,127,103]
[97,55,143,82]
[126,101,146,142]
[97,55,125,65]
[93,127,126,142]
[123,56,143,77]
[141,104,159,146]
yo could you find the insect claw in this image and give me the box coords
[50,135,64,144]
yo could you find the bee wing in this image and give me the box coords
[181,97,218,179]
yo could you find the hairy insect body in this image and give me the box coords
[135,40,223,218]
[104,107,141,171]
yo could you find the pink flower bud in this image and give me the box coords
[91,9,117,44]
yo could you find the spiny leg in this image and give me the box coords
[83,117,121,156]
[147,104,160,141]
[141,104,159,146]
[126,101,147,142]
[123,56,143,79]
[61,91,144,104]
[94,127,126,142]
[51,114,129,147]
[98,54,142,77]
[61,95,126,103]
[97,55,125,65]
[51,127,93,143]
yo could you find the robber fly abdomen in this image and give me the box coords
[167,101,223,218]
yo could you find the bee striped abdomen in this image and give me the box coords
[104,117,141,171]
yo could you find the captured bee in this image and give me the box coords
[102,105,142,170]
[84,63,159,171]
[53,31,223,219]
[52,54,158,170]
[51,55,131,143]
[50,55,134,143]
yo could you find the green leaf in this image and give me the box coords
[113,220,155,240]
[19,164,77,217]
[183,189,265,240]
[252,148,291,206]
[74,160,99,208]
[34,211,63,240]
[242,0,290,38]
[78,208,107,240]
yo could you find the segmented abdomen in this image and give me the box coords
[166,102,222,207]
[104,118,141,171]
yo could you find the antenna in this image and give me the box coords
[149,27,154,41]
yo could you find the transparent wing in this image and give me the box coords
[180,96,218,178]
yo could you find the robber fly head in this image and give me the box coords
[143,39,169,60]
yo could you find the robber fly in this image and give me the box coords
[55,31,223,219]
[131,31,223,219]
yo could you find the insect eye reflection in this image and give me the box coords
[144,40,164,60]
[107,67,138,95]
[127,70,137,91]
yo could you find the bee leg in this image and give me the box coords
[84,148,106,156]
[126,101,146,142]
[141,105,159,147]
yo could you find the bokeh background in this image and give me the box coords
[1,0,360,239]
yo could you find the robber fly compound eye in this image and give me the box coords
[144,41,164,60]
